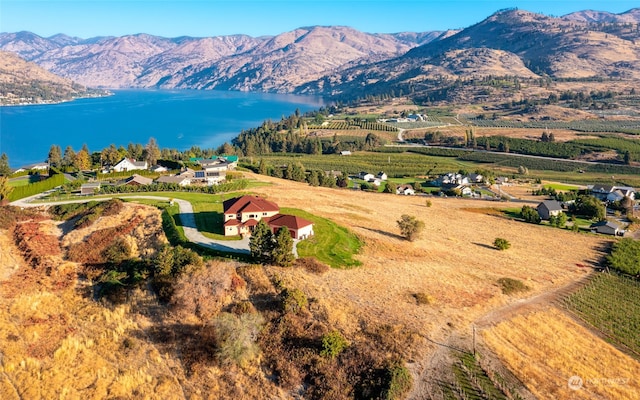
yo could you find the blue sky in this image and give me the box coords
[1,0,638,38]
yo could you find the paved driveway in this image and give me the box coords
[11,194,251,254]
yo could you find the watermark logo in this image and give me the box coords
[568,375,629,390]
[568,375,584,391]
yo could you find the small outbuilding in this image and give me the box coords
[590,220,622,236]
[537,200,563,220]
[80,182,101,195]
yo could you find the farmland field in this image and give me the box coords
[564,272,640,356]
[482,307,640,400]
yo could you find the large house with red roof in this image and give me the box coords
[222,195,314,239]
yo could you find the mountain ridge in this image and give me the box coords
[1,7,638,98]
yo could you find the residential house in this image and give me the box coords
[590,220,622,236]
[150,165,168,173]
[591,184,635,201]
[80,182,101,195]
[467,173,484,184]
[121,174,153,186]
[223,195,281,236]
[113,158,148,172]
[442,183,472,196]
[396,184,415,195]
[537,200,564,220]
[358,172,374,181]
[156,175,191,186]
[436,173,469,186]
[14,162,49,173]
[376,171,388,181]
[370,179,382,187]
[199,157,236,171]
[222,195,314,239]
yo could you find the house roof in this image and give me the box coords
[267,214,313,230]
[590,220,620,229]
[123,174,153,185]
[223,195,279,215]
[592,184,614,193]
[538,200,563,212]
[81,182,101,188]
[156,175,189,184]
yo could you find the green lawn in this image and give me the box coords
[541,182,580,191]
[282,207,362,268]
[9,175,41,187]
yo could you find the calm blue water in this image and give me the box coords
[0,89,324,168]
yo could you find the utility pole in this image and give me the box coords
[473,324,477,357]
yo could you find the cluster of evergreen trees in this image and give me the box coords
[253,159,346,188]
[249,220,294,266]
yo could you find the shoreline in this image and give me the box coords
[0,90,113,107]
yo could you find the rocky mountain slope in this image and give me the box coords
[0,27,440,91]
[0,50,100,105]
[1,7,638,99]
[298,8,640,98]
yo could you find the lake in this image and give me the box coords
[0,89,324,168]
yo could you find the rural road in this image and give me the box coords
[10,194,254,255]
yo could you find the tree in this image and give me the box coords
[101,144,121,167]
[521,205,541,224]
[271,228,294,267]
[571,195,606,221]
[258,159,268,175]
[48,145,62,168]
[0,153,10,176]
[144,137,161,166]
[74,149,91,171]
[249,220,274,263]
[396,214,424,241]
[307,170,320,187]
[383,181,397,194]
[493,238,511,250]
[62,146,76,168]
[549,212,568,228]
[127,142,144,160]
[0,176,13,202]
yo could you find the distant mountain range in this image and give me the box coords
[0,27,443,92]
[0,7,638,99]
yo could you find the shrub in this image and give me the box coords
[493,237,511,250]
[383,362,413,400]
[320,330,349,358]
[295,257,330,274]
[396,214,425,241]
[425,200,432,207]
[281,287,308,314]
[413,292,435,305]
[497,277,530,295]
[101,237,132,265]
[213,312,264,367]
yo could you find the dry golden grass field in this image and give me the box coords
[0,175,624,399]
[482,307,640,400]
